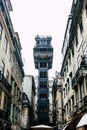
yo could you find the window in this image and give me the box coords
[0,23,3,40]
[40,106,47,112]
[47,40,50,45]
[10,76,14,86]
[75,33,78,46]
[65,105,67,115]
[40,82,47,88]
[69,72,72,89]
[6,70,9,82]
[69,100,71,112]
[71,95,74,109]
[40,94,47,100]
[66,103,68,114]
[40,62,47,68]
[4,94,8,112]
[72,43,74,56]
[14,83,17,96]
[3,37,8,52]
[63,88,65,98]
[65,84,67,95]
[64,68,66,77]
[69,53,71,66]
[40,71,47,78]
[66,62,68,72]
[79,20,83,33]
[13,104,15,119]
[75,87,78,105]
[39,40,47,45]
[1,61,5,74]
[80,82,84,100]
[67,79,70,91]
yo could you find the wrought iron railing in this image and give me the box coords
[0,71,11,93]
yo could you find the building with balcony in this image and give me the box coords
[22,75,36,129]
[52,73,64,130]
[10,33,24,130]
[61,0,87,129]
[21,92,32,130]
[33,35,53,125]
[0,0,24,130]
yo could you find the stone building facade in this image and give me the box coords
[52,73,64,130]
[61,0,87,129]
[0,0,24,130]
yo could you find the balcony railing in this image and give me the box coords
[0,71,11,93]
[0,109,11,122]
[34,47,53,58]
[72,69,83,86]
[39,89,48,93]
[72,56,87,87]
[38,99,49,105]
[71,96,87,116]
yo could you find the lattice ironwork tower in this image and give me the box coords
[33,35,53,124]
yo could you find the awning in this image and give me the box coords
[62,124,68,130]
[31,124,53,130]
[76,113,87,128]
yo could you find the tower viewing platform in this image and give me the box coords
[33,35,53,69]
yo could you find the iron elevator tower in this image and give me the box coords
[33,35,53,125]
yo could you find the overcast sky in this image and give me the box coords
[10,0,73,77]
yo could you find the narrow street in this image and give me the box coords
[0,0,87,130]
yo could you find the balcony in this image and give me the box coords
[0,108,11,122]
[33,48,53,62]
[33,46,53,69]
[38,99,49,105]
[38,88,48,93]
[0,71,11,94]
[72,68,85,87]
[72,56,87,87]
[71,96,87,116]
